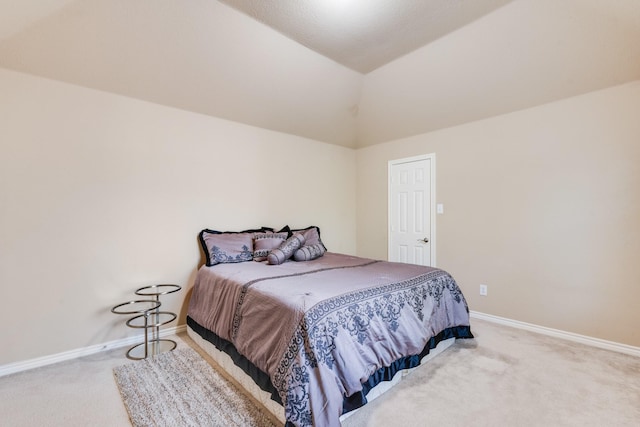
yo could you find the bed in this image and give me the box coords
[186,226,473,426]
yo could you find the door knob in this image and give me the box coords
[417,237,429,243]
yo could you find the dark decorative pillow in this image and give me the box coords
[284,226,326,251]
[293,243,326,262]
[267,233,306,265]
[253,232,288,261]
[199,228,270,266]
[278,225,291,235]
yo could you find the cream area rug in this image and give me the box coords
[113,347,278,427]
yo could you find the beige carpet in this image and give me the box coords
[344,321,640,426]
[1,320,639,426]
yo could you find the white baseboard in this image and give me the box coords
[4,313,637,377]
[0,324,187,378]
[470,311,640,357]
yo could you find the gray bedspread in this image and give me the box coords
[187,253,471,426]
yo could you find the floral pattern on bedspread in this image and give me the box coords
[273,270,470,426]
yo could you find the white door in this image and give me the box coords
[388,155,435,266]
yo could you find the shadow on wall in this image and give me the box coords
[176,233,208,323]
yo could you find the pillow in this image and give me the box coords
[253,232,288,261]
[279,225,327,251]
[267,233,306,265]
[278,225,291,235]
[199,228,269,266]
[293,243,326,262]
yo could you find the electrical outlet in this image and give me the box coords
[479,284,488,296]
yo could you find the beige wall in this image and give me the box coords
[0,68,357,366]
[356,81,640,347]
[2,69,639,367]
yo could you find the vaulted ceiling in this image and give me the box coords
[218,0,512,73]
[1,0,639,148]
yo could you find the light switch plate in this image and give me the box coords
[437,204,444,214]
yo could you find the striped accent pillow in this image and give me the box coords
[293,243,326,262]
[267,233,305,265]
